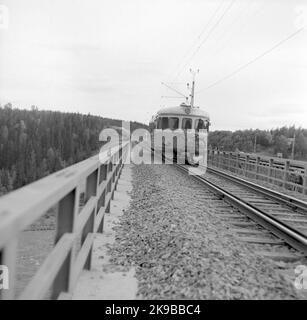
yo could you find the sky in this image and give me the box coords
[0,0,306,131]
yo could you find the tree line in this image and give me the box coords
[0,103,146,196]
[1,104,306,196]
[208,126,307,161]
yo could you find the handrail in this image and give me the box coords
[0,141,130,299]
[208,150,307,196]
[209,150,307,167]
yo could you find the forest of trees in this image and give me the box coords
[208,126,307,161]
[0,103,146,196]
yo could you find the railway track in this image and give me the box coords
[145,145,307,263]
[174,164,307,260]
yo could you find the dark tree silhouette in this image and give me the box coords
[209,126,307,161]
[0,104,146,195]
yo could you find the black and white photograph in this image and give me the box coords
[0,0,307,308]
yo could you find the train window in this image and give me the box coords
[156,117,179,130]
[162,117,169,129]
[182,118,192,129]
[195,118,207,130]
[169,117,179,130]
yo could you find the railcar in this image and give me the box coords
[149,102,210,164]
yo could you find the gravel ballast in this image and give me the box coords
[110,164,304,299]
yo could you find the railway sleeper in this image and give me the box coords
[230,221,258,227]
[236,236,285,245]
[230,228,273,235]
[256,251,305,262]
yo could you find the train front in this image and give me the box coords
[150,102,210,165]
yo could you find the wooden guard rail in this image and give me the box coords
[0,141,130,300]
[208,150,307,195]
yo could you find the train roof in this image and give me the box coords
[155,103,210,119]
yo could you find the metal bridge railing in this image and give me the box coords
[208,150,307,195]
[0,141,130,300]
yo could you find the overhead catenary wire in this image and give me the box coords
[173,0,237,81]
[206,0,257,58]
[161,82,188,98]
[161,96,186,99]
[167,0,225,80]
[196,27,304,93]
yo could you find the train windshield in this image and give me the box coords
[182,118,192,130]
[195,118,208,130]
[157,117,179,130]
[162,117,169,129]
[169,117,179,130]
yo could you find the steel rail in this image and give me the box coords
[207,166,307,213]
[174,164,307,255]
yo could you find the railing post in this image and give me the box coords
[82,169,98,270]
[244,155,249,177]
[283,160,290,189]
[86,170,98,203]
[112,157,116,184]
[99,164,108,184]
[207,149,211,166]
[81,211,95,271]
[114,154,120,191]
[236,153,240,174]
[95,166,101,212]
[97,188,106,234]
[255,156,260,180]
[109,160,113,173]
[269,158,274,184]
[111,173,115,200]
[52,186,80,299]
[214,151,217,167]
[96,162,108,234]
